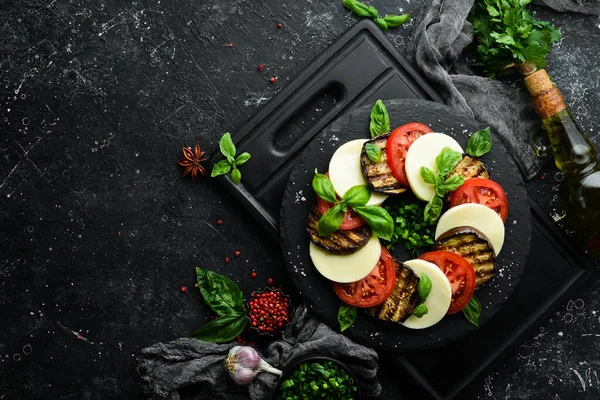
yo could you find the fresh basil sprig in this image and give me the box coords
[211,133,251,184]
[420,147,465,223]
[190,268,248,343]
[338,304,357,332]
[365,142,382,162]
[342,0,410,32]
[462,295,482,327]
[369,100,390,138]
[312,170,394,240]
[466,127,492,157]
[411,273,432,318]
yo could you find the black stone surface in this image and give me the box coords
[0,1,599,399]
[280,99,531,351]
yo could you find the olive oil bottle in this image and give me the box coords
[524,69,600,257]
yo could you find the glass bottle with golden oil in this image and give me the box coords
[524,69,600,257]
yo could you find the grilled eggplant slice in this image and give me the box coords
[306,206,371,255]
[434,226,496,287]
[360,134,408,195]
[369,260,419,322]
[448,155,490,181]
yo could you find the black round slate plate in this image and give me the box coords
[280,99,532,352]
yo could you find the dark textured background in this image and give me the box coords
[0,1,598,399]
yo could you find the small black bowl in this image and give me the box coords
[273,354,361,400]
[246,287,292,338]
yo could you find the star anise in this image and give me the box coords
[178,144,208,181]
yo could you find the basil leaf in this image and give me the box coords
[369,100,390,138]
[424,195,443,223]
[190,314,247,343]
[383,13,410,27]
[435,147,463,177]
[227,155,235,165]
[211,160,232,177]
[318,203,345,236]
[352,205,394,240]
[374,17,388,31]
[219,132,236,158]
[342,0,377,18]
[343,185,370,207]
[338,304,357,332]
[466,127,492,157]
[235,152,251,166]
[365,142,382,162]
[417,273,432,301]
[412,303,428,318]
[230,167,241,184]
[435,185,446,198]
[196,268,245,315]
[312,169,337,203]
[462,295,481,327]
[440,174,465,193]
[420,167,436,184]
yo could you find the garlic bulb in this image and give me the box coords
[224,346,282,385]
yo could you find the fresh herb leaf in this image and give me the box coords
[466,127,493,157]
[235,152,251,166]
[195,268,245,316]
[435,147,463,177]
[211,160,232,177]
[212,132,250,184]
[369,100,390,138]
[470,0,561,77]
[219,132,236,158]
[277,360,358,399]
[352,205,394,240]
[318,203,346,236]
[420,167,436,184]
[342,0,409,32]
[338,304,357,332]
[412,303,428,318]
[440,174,465,192]
[417,273,432,301]
[342,185,370,207]
[365,142,382,162]
[424,195,444,223]
[230,167,241,184]
[374,17,388,31]
[462,295,482,327]
[312,169,338,203]
[189,313,247,343]
[383,14,410,28]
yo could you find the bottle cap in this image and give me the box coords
[524,69,566,119]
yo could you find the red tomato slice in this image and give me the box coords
[418,250,476,314]
[333,246,396,308]
[449,178,509,222]
[386,122,433,187]
[316,195,366,230]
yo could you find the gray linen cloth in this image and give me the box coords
[138,303,381,399]
[408,0,600,180]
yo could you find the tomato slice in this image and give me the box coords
[386,122,433,187]
[418,250,476,314]
[449,178,509,222]
[333,246,396,308]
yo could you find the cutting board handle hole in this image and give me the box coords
[271,81,346,155]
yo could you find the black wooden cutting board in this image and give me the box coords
[211,20,593,400]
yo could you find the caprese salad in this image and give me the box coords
[306,100,509,330]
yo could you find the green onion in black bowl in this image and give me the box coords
[273,354,360,400]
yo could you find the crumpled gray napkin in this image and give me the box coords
[407,0,600,180]
[138,303,381,399]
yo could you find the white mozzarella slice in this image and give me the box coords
[435,203,505,255]
[404,133,464,201]
[309,234,381,283]
[401,259,452,329]
[328,139,388,206]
